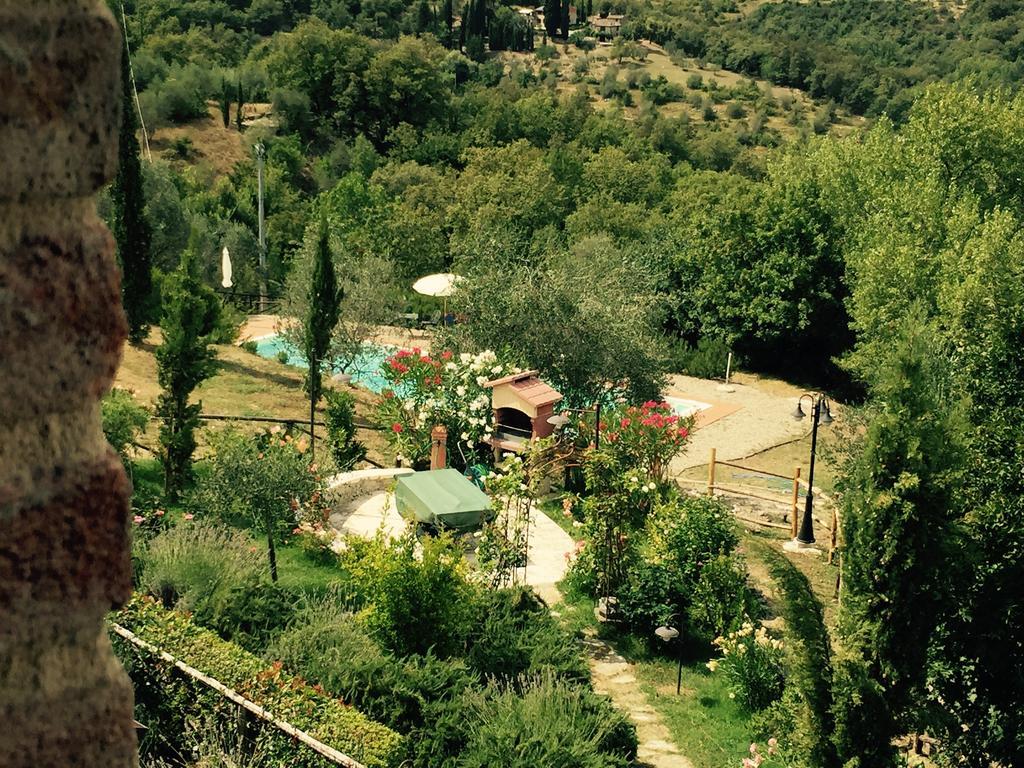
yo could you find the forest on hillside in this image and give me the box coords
[112,0,1024,393]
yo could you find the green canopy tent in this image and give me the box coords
[395,469,493,530]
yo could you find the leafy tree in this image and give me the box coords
[112,38,154,346]
[447,234,667,406]
[302,217,343,461]
[155,234,220,500]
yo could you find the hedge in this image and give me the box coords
[111,596,406,768]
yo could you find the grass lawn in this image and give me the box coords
[637,660,755,768]
[116,330,391,465]
[557,583,757,767]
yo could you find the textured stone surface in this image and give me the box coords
[0,1,121,202]
[0,0,136,765]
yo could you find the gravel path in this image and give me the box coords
[666,374,808,473]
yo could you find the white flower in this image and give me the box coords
[476,376,488,386]
[461,432,470,440]
[459,352,472,364]
[456,385,466,396]
[491,365,502,374]
[445,362,457,371]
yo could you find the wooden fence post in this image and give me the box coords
[707,448,716,496]
[791,466,801,539]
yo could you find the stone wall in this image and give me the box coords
[0,1,136,765]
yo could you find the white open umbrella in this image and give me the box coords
[412,273,462,319]
[221,246,233,289]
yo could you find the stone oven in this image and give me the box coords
[483,371,563,454]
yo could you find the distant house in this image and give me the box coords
[589,13,624,39]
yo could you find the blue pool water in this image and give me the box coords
[254,335,395,394]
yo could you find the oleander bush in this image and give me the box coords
[112,596,406,768]
[707,621,786,712]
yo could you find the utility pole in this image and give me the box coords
[255,142,267,312]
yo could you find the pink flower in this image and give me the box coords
[441,350,453,360]
[620,418,631,428]
[392,422,403,433]
[183,513,194,521]
[293,527,302,534]
[750,743,757,755]
[132,515,143,524]
[155,509,165,517]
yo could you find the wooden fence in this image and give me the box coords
[111,623,368,768]
[681,448,840,562]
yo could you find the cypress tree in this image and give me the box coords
[560,0,571,36]
[417,0,433,34]
[832,316,962,767]
[155,232,220,500]
[235,80,245,132]
[219,77,231,128]
[443,0,454,44]
[303,217,343,462]
[543,0,559,39]
[112,37,153,346]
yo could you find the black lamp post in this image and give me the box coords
[791,393,833,545]
[654,623,683,695]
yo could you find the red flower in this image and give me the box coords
[620,418,631,428]
[392,422,403,433]
[678,427,689,438]
[396,349,412,359]
[441,350,453,360]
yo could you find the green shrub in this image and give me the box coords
[138,521,292,648]
[101,388,149,465]
[269,598,475,738]
[709,621,786,712]
[464,587,589,685]
[324,388,367,470]
[726,102,747,119]
[616,495,748,640]
[113,596,405,768]
[457,674,638,767]
[689,554,757,639]
[276,349,289,364]
[686,73,703,89]
[339,531,476,658]
[190,427,327,539]
[671,336,734,379]
[240,339,260,354]
[209,301,245,344]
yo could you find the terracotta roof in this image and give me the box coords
[509,377,563,407]
[484,371,563,407]
[484,370,539,389]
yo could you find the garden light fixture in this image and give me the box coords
[654,623,684,695]
[789,393,832,547]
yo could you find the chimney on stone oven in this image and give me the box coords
[430,425,448,470]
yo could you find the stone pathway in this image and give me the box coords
[582,633,694,768]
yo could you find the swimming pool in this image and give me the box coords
[664,395,713,420]
[253,335,396,394]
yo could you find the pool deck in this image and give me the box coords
[240,315,433,352]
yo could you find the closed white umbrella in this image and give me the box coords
[412,273,462,320]
[221,246,233,289]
